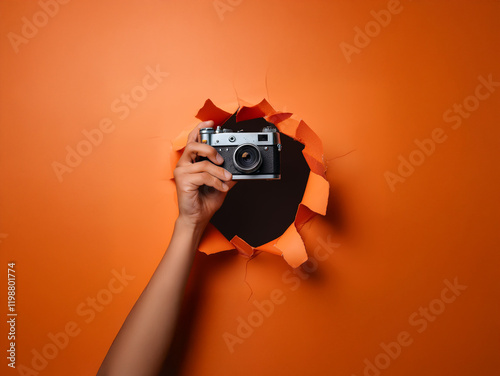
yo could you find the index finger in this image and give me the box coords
[187,120,215,143]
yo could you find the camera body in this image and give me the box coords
[200,126,282,180]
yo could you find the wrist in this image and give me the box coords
[175,215,208,241]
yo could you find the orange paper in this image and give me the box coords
[171,99,329,267]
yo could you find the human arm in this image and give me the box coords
[97,121,235,376]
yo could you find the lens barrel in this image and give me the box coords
[233,144,262,173]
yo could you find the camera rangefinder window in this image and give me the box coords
[258,134,268,141]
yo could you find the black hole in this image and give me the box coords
[210,118,310,247]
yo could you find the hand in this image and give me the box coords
[173,120,236,229]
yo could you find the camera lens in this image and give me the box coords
[233,144,262,173]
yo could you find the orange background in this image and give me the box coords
[1,0,499,375]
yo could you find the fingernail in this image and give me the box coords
[216,154,224,164]
[222,182,229,191]
[224,170,232,180]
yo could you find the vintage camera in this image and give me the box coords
[200,125,282,180]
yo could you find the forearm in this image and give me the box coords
[97,218,205,376]
[97,120,233,375]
